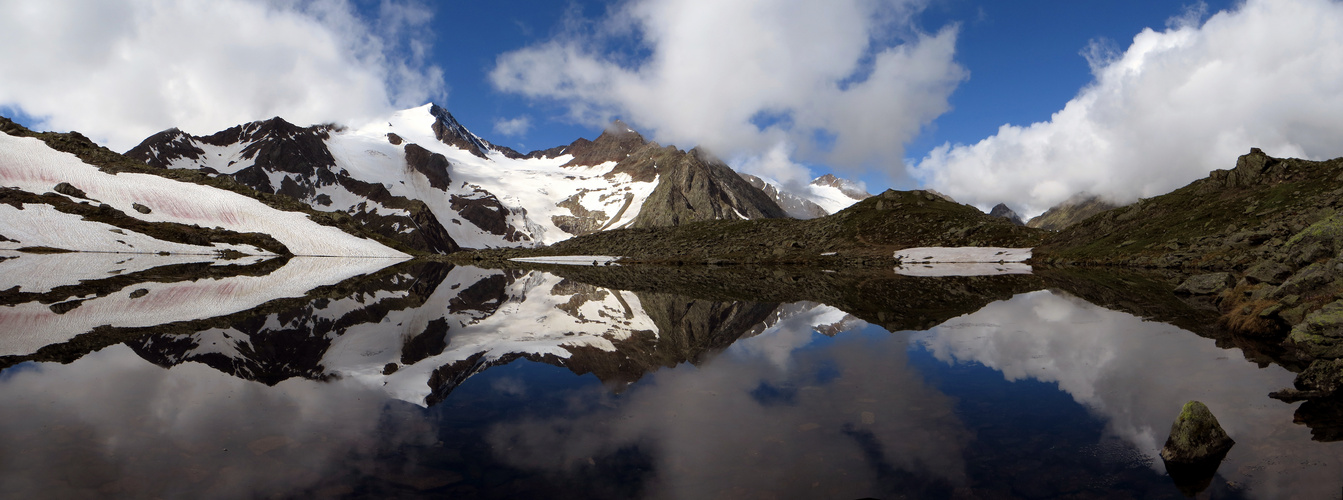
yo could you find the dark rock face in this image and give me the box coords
[526,120,649,168]
[429,104,494,159]
[451,191,530,243]
[988,203,1025,226]
[403,144,453,190]
[631,147,787,228]
[131,203,151,214]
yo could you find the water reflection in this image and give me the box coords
[0,259,1338,498]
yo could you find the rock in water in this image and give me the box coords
[1161,401,1234,463]
[1161,401,1235,497]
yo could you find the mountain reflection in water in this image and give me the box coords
[0,257,1339,498]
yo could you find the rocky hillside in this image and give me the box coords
[1027,193,1120,231]
[468,189,1046,265]
[1033,148,1343,405]
[127,105,787,251]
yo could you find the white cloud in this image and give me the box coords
[489,0,966,184]
[493,115,532,137]
[910,0,1343,217]
[0,0,445,152]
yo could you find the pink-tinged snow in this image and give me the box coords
[509,255,621,266]
[0,133,405,257]
[0,256,400,357]
[894,247,1032,263]
[0,204,264,255]
[329,104,660,247]
[324,268,658,406]
[0,251,255,294]
[895,263,1033,277]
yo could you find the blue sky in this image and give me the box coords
[7,0,1343,215]
[428,1,1234,157]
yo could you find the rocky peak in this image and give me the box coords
[989,203,1026,226]
[1026,193,1120,231]
[428,104,492,159]
[810,174,871,200]
[1216,147,1283,188]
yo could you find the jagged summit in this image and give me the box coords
[428,104,493,159]
[989,203,1026,226]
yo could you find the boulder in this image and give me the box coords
[1161,401,1235,464]
[1295,358,1343,395]
[1244,261,1292,285]
[1174,273,1233,295]
[53,182,88,199]
[1288,300,1343,359]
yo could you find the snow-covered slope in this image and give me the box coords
[739,172,871,219]
[128,104,786,250]
[0,132,405,258]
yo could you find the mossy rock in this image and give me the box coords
[1160,401,1234,464]
[1174,273,1233,295]
[1288,300,1343,359]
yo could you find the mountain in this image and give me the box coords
[0,117,404,258]
[739,173,871,219]
[988,203,1025,226]
[1026,193,1120,231]
[491,189,1048,265]
[127,105,787,251]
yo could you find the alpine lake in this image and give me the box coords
[2,252,1341,500]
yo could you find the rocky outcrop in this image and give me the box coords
[631,147,788,227]
[988,203,1025,226]
[1026,193,1119,231]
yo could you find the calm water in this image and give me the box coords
[0,254,1340,499]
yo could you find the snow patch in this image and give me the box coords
[895,247,1032,263]
[510,255,621,266]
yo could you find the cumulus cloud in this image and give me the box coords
[489,0,966,186]
[0,0,445,151]
[910,0,1343,216]
[493,115,532,137]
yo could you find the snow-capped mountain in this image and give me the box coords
[739,172,871,219]
[127,104,788,251]
[0,119,404,258]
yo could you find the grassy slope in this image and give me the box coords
[1036,153,1343,269]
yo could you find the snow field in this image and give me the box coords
[0,133,406,257]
